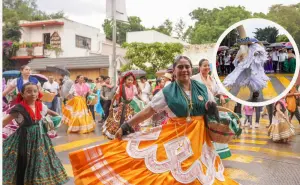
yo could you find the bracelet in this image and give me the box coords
[121,122,134,136]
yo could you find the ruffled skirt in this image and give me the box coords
[69,116,238,185]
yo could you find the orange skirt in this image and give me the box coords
[62,96,95,134]
[69,116,238,185]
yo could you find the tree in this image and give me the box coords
[174,18,186,39]
[122,42,183,78]
[102,16,145,44]
[187,6,252,44]
[220,29,239,47]
[276,34,289,42]
[253,26,279,43]
[266,3,300,45]
[153,19,173,36]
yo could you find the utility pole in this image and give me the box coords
[112,0,117,86]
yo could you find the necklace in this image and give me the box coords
[174,120,188,155]
[176,81,193,123]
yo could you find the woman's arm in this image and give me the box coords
[115,106,156,139]
[3,85,15,97]
[109,94,117,109]
[47,109,59,117]
[3,115,14,128]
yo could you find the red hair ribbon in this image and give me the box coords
[117,72,137,101]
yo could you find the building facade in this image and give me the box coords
[12,18,126,81]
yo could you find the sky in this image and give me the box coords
[36,0,299,34]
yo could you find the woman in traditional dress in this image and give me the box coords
[62,75,96,134]
[285,85,300,124]
[2,82,69,185]
[268,101,295,142]
[223,26,270,97]
[191,59,232,159]
[94,78,105,122]
[69,56,238,185]
[102,72,142,139]
[2,65,41,140]
[283,49,296,73]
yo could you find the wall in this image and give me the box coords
[183,44,216,66]
[18,18,106,58]
[127,30,189,45]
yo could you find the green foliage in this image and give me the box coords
[122,42,183,77]
[253,26,279,43]
[153,19,173,36]
[276,34,289,42]
[187,6,252,44]
[266,3,300,45]
[174,18,186,39]
[102,16,145,44]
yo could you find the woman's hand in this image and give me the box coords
[220,95,226,105]
[115,128,123,140]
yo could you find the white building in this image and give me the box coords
[127,30,189,46]
[13,18,126,81]
[126,30,216,67]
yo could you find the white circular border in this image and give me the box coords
[212,18,300,107]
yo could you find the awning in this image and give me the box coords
[28,55,110,70]
[10,56,45,60]
[20,21,64,28]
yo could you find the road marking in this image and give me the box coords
[63,164,74,177]
[262,80,277,99]
[231,139,267,145]
[240,134,270,139]
[224,153,256,163]
[224,168,258,182]
[276,76,291,88]
[229,145,300,159]
[54,136,106,153]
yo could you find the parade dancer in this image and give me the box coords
[268,101,295,142]
[2,82,69,185]
[191,59,232,159]
[62,75,96,134]
[223,26,270,100]
[69,56,238,185]
[2,65,41,140]
[102,72,143,139]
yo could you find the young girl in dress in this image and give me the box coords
[268,101,295,143]
[2,82,69,185]
[102,72,142,139]
[243,105,254,128]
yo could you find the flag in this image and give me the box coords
[106,0,128,22]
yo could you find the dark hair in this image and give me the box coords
[199,58,209,67]
[96,77,99,81]
[20,65,29,71]
[21,82,38,93]
[84,77,88,82]
[76,75,83,79]
[273,101,286,116]
[103,76,110,80]
[140,76,147,80]
[156,78,162,86]
[100,75,105,79]
[173,55,192,69]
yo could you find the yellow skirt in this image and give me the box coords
[69,116,238,185]
[63,96,96,134]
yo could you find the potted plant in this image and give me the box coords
[26,42,34,56]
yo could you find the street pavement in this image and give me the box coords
[219,73,294,101]
[52,114,300,185]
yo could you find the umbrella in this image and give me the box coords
[268,43,285,48]
[260,41,270,45]
[155,69,167,77]
[218,46,229,51]
[31,74,48,83]
[3,70,21,77]
[122,70,146,78]
[285,42,293,49]
[46,65,70,76]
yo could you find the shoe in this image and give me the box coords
[255,123,259,128]
[245,123,250,127]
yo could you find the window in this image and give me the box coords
[43,33,51,45]
[76,35,91,49]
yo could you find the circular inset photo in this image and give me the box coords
[212,18,300,107]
